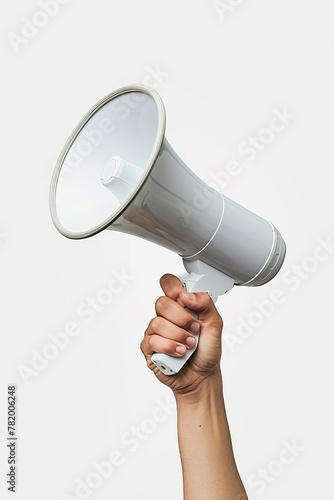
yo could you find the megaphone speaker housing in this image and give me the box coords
[50,84,286,375]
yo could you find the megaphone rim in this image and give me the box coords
[49,84,166,239]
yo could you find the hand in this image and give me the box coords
[140,273,224,396]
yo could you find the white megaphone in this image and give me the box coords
[49,84,286,376]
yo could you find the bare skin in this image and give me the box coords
[140,274,248,500]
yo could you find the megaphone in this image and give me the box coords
[49,84,286,376]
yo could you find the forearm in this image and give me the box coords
[175,371,248,500]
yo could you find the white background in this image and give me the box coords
[1,1,333,499]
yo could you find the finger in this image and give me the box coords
[159,274,184,301]
[155,296,201,333]
[147,316,198,349]
[141,330,189,358]
[179,290,223,331]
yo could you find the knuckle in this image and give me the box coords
[147,335,155,349]
[149,316,162,332]
[202,291,214,307]
[155,295,169,312]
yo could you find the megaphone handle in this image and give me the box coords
[151,261,235,376]
[151,278,201,376]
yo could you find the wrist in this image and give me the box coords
[174,369,223,407]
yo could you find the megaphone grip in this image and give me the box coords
[151,286,200,376]
[151,261,235,376]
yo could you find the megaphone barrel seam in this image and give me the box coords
[49,84,166,240]
[181,192,226,260]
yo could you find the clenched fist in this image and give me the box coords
[140,273,224,396]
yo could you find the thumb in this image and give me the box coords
[160,273,185,300]
[178,290,223,332]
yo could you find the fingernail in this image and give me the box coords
[176,345,186,354]
[189,322,200,334]
[186,336,197,348]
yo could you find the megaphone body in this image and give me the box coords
[50,85,286,375]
